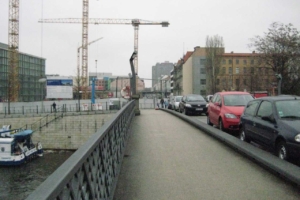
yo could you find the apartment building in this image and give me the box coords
[217,52,275,93]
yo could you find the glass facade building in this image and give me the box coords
[0,42,46,102]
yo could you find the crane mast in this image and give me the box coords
[39,18,169,77]
[8,0,20,102]
[82,0,89,99]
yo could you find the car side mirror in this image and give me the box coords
[214,102,221,107]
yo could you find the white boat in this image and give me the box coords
[0,125,43,166]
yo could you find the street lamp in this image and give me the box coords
[275,73,282,95]
[38,78,47,113]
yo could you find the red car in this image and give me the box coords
[207,91,254,131]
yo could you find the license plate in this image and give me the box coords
[196,108,203,111]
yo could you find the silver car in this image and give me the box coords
[170,96,183,111]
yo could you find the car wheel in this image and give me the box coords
[239,128,250,143]
[207,115,213,126]
[276,141,289,160]
[219,118,224,131]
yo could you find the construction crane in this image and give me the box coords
[39,18,169,97]
[8,0,20,105]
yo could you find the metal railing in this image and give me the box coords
[25,100,136,200]
[22,108,64,132]
[0,99,157,115]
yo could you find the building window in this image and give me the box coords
[236,59,239,64]
[251,59,254,65]
[222,59,226,65]
[216,79,220,85]
[200,79,206,84]
[200,90,206,95]
[200,59,206,65]
[236,79,240,86]
[243,60,247,65]
[243,79,247,85]
[222,67,226,74]
[236,67,239,74]
[228,59,232,64]
[243,67,247,74]
[229,67,232,75]
[200,68,206,74]
[251,67,254,74]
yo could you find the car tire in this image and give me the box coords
[239,127,250,143]
[276,141,289,160]
[219,118,224,131]
[207,115,213,126]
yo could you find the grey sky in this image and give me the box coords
[1,0,300,87]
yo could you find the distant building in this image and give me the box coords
[152,61,174,87]
[218,51,275,93]
[0,42,46,102]
[172,47,275,96]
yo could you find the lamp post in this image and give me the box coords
[275,74,282,95]
[116,77,119,97]
[38,78,47,113]
[129,52,140,115]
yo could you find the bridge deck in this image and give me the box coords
[113,110,300,200]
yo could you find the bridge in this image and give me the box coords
[25,100,300,199]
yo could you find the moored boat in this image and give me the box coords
[0,125,43,166]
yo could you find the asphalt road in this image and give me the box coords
[114,110,300,200]
[187,112,300,167]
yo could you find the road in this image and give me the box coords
[178,112,300,167]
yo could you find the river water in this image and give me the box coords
[0,150,73,200]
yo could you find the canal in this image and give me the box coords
[0,150,74,200]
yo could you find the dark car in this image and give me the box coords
[239,95,300,160]
[179,94,207,115]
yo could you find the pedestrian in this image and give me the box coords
[160,98,165,108]
[164,99,169,109]
[157,102,160,108]
[52,102,56,112]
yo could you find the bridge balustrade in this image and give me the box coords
[25,100,136,200]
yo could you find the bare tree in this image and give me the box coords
[249,22,300,95]
[205,35,225,94]
[74,67,84,111]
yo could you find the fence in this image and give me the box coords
[25,100,136,200]
[0,98,158,115]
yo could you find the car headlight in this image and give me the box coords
[224,113,237,118]
[185,104,191,107]
[295,134,300,142]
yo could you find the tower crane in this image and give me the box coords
[8,0,20,105]
[39,18,169,97]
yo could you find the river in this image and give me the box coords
[0,150,74,200]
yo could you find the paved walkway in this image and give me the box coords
[113,110,300,200]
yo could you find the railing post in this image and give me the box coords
[22,106,24,115]
[37,105,38,114]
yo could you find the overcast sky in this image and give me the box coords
[1,0,300,87]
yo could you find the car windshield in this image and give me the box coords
[175,96,182,102]
[223,94,253,106]
[275,100,300,119]
[186,95,205,101]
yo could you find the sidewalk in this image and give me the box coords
[113,110,300,200]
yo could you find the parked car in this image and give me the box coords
[170,96,183,111]
[179,94,207,115]
[206,95,213,102]
[239,95,300,160]
[207,91,254,131]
